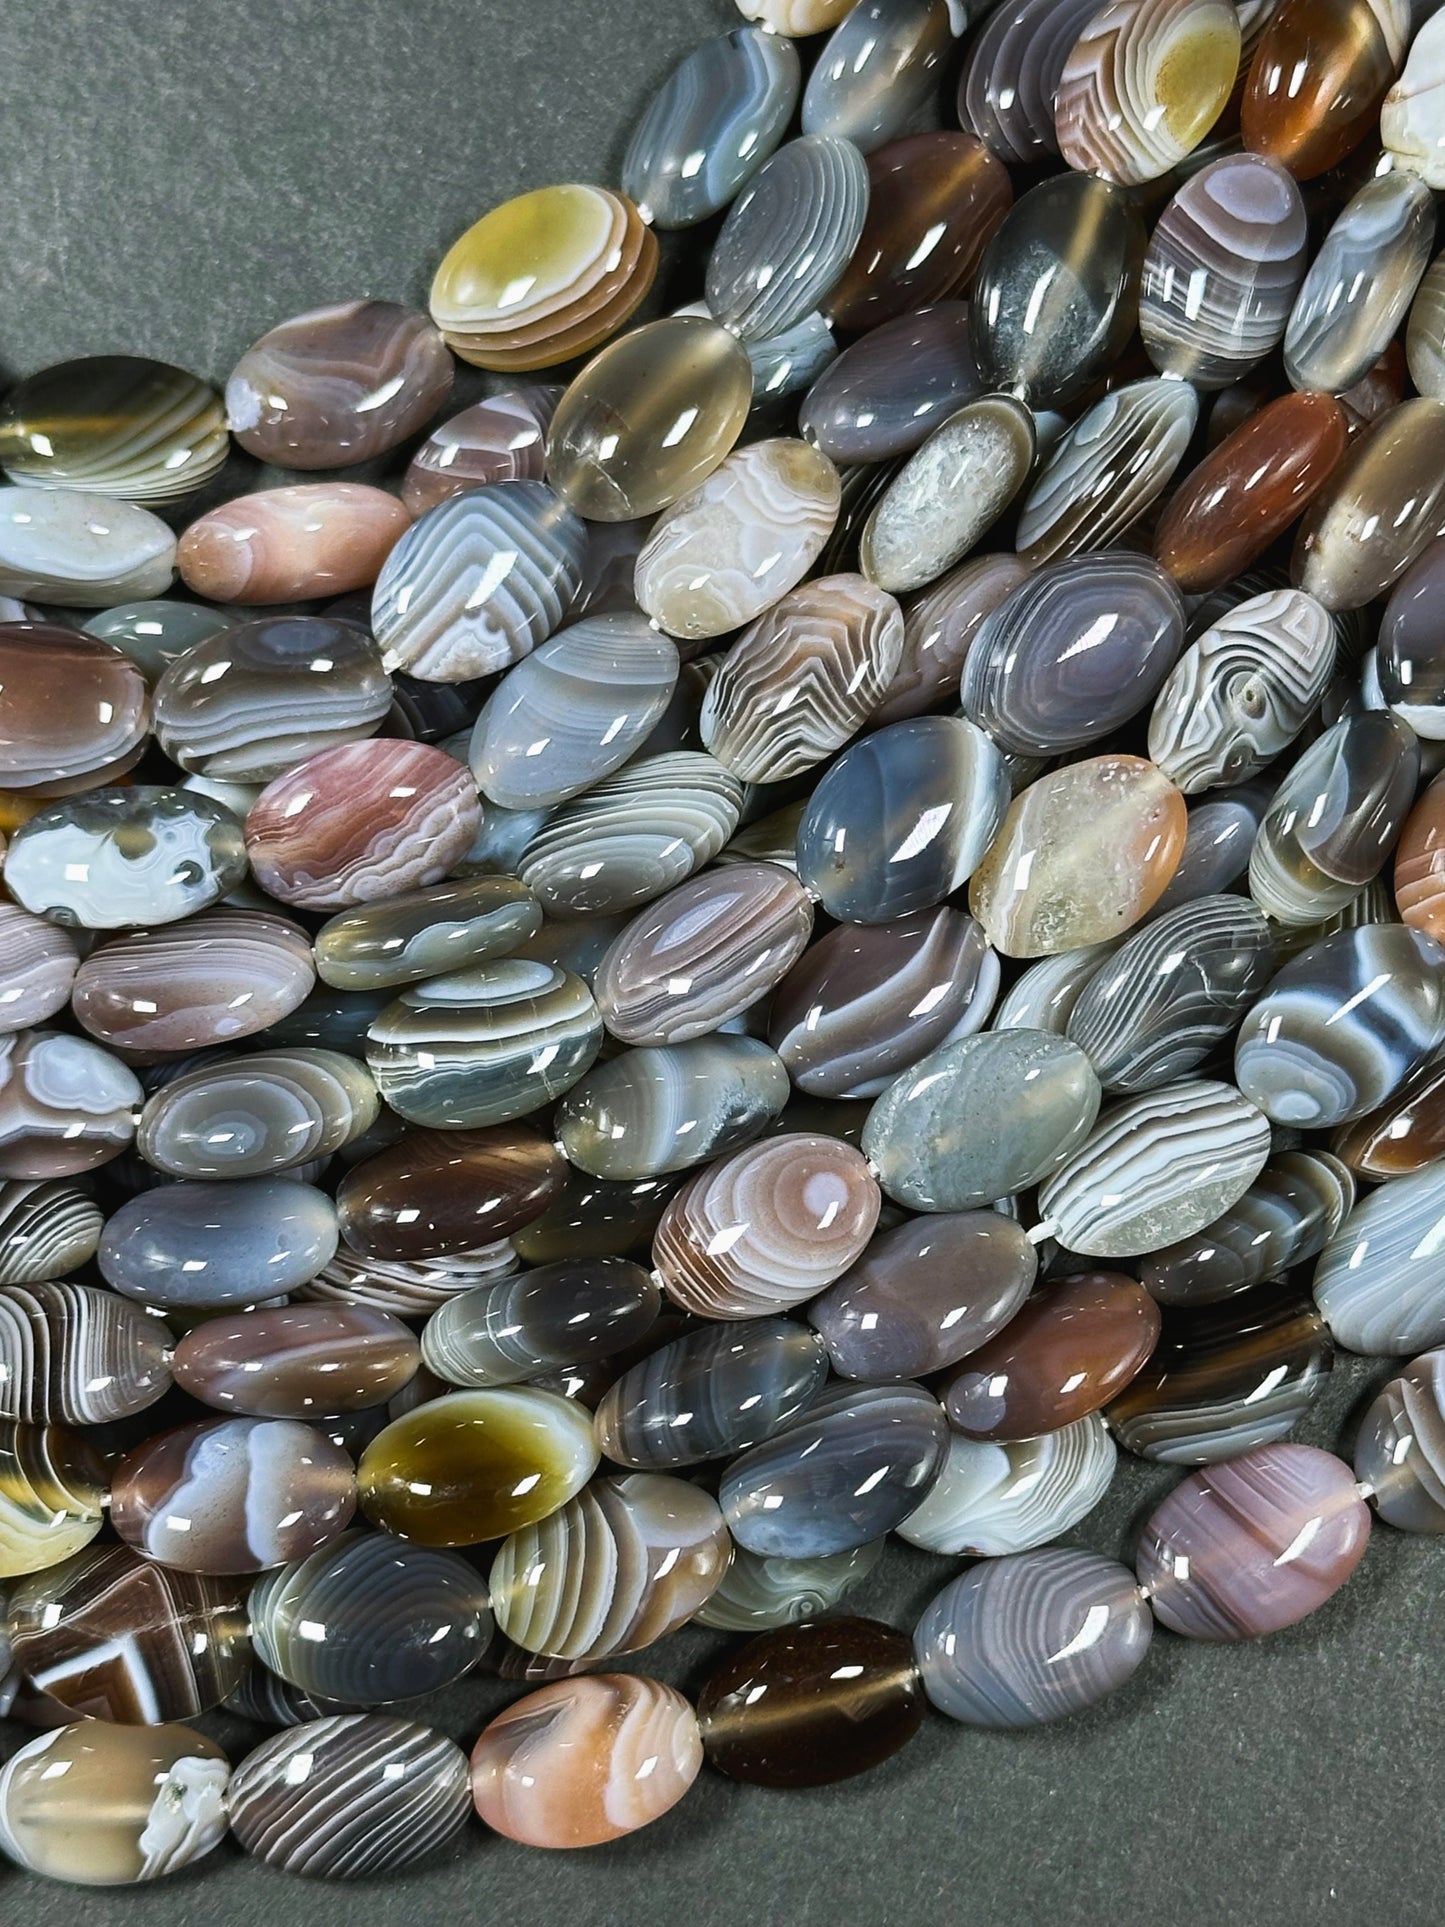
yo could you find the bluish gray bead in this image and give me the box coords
[802,0,957,154]
[1314,1165,1445,1356]
[1353,1351,1445,1531]
[693,1539,884,1632]
[898,1415,1116,1557]
[98,1178,339,1308]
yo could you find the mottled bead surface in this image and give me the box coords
[557,1037,788,1180]
[1284,173,1434,396]
[899,1414,1116,1558]
[0,1281,172,1424]
[401,388,558,517]
[1354,1351,1445,1531]
[800,303,980,466]
[0,354,228,503]
[1313,1163,1445,1355]
[470,1675,701,1849]
[420,1257,657,1387]
[178,484,409,604]
[1137,1443,1371,1639]
[0,623,149,795]
[0,1029,140,1178]
[99,1178,338,1309]
[1142,1150,1355,1305]
[228,1715,472,1879]
[0,485,175,604]
[0,1420,107,1576]
[173,1303,419,1417]
[337,1123,563,1261]
[915,1549,1152,1725]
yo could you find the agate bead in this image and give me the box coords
[1313,1163,1445,1355]
[314,875,539,992]
[802,0,958,153]
[1406,251,1445,400]
[871,551,1027,726]
[1292,398,1445,611]
[0,355,227,503]
[0,1421,107,1576]
[99,1178,338,1310]
[956,0,1102,163]
[1141,1150,1355,1305]
[802,303,983,469]
[82,598,230,684]
[557,1036,789,1181]
[173,1304,420,1416]
[899,1414,1117,1558]
[419,1258,658,1388]
[401,387,559,517]
[0,1282,172,1425]
[0,623,149,795]
[1283,173,1434,397]
[0,485,175,604]
[1334,1047,1445,1181]
[178,484,410,604]
[336,1124,563,1261]
[1242,0,1408,179]
[694,1539,883,1631]
[1354,1351,1445,1531]
[0,1029,140,1178]
[1379,541,1445,741]
[137,1048,379,1179]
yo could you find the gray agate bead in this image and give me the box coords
[556,1036,790,1180]
[313,876,543,992]
[1354,1351,1445,1531]
[914,1549,1152,1726]
[1284,173,1435,396]
[693,1539,883,1632]
[898,1415,1116,1558]
[862,1030,1101,1212]
[955,0,1100,164]
[1314,1164,1445,1356]
[622,28,799,229]
[137,1049,380,1180]
[795,716,1009,924]
[720,1381,948,1557]
[420,1258,658,1388]
[799,304,981,466]
[802,0,957,154]
[98,1178,339,1309]
[1150,782,1273,916]
[1142,1150,1355,1307]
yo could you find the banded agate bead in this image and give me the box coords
[137,1048,379,1178]
[0,355,228,503]
[556,1036,789,1180]
[0,485,175,604]
[173,1304,419,1417]
[420,1257,657,1388]
[1354,1351,1445,1531]
[0,624,148,795]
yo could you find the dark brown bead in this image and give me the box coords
[697,1616,923,1787]
[1154,391,1349,594]
[1333,1048,1445,1180]
[943,1272,1160,1441]
[336,1125,564,1261]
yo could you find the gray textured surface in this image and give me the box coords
[0,3,1441,1923]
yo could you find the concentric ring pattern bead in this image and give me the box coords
[0,1282,172,1424]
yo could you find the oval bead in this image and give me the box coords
[797,716,1009,924]
[137,1048,378,1179]
[357,1387,598,1547]
[178,483,409,604]
[545,317,754,523]
[1138,1442,1370,1638]
[802,0,957,151]
[1283,173,1434,396]
[969,755,1187,958]
[899,1414,1117,1557]
[1406,250,1445,399]
[595,1318,829,1470]
[0,623,148,795]
[420,1257,658,1388]
[401,387,558,517]
[82,597,230,683]
[0,908,78,1036]
[622,27,799,228]
[1334,1043,1445,1180]
[0,484,176,604]
[872,551,1027,725]
[489,1472,729,1660]
[5,785,246,930]
[863,1029,1102,1212]
[370,480,586,683]
[595,862,814,1046]
[429,184,656,371]
[1292,398,1445,611]
[0,1029,138,1178]
[720,1380,947,1556]
[173,1304,419,1417]
[99,1178,338,1310]
[1354,1350,1445,1531]
[0,1421,108,1576]
[0,1282,171,1424]
[694,1539,882,1631]
[469,1675,700,1849]
[800,303,981,465]
[705,134,870,343]
[915,1549,1152,1725]
[0,354,227,503]
[1379,540,1445,739]
[314,875,540,992]
[1313,1163,1445,1355]
[304,1242,519,1319]
[699,1616,923,1787]
[1152,781,1273,915]
[1242,0,1408,178]
[336,1124,563,1261]
[1382,9,1445,184]
[557,1036,789,1181]
[1142,1149,1355,1305]
[0,1169,97,1279]
[962,552,1184,756]
[653,1132,880,1318]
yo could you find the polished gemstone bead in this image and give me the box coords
[429,185,656,371]
[800,304,980,466]
[770,907,998,1099]
[470,1675,700,1849]
[110,1415,355,1575]
[695,1539,881,1630]
[1149,588,1335,791]
[1153,782,1273,915]
[313,875,540,993]
[545,317,754,522]
[1139,155,1307,387]
[173,1303,419,1417]
[623,27,798,227]
[82,597,231,683]
[797,716,1009,924]
[1248,713,1419,925]
[1379,540,1445,740]
[1015,378,1197,566]
[653,1131,879,1318]
[700,1616,922,1786]
[1293,398,1445,611]
[634,438,840,641]
[229,1715,472,1879]
[721,1380,947,1555]
[1241,0,1408,179]
[0,1720,229,1884]
[1333,1036,1445,1179]
[401,387,558,517]
[490,1472,729,1659]
[916,1549,1152,1725]
[0,355,227,503]
[944,1272,1159,1440]
[249,1530,492,1701]
[302,1242,518,1320]
[962,553,1184,755]
[596,1317,828,1469]
[0,1029,138,1179]
[1314,1162,1445,1354]
[1406,250,1445,399]
[956,0,1102,162]
[0,1421,107,1576]
[824,134,1011,331]
[0,1282,172,1425]
[137,1048,378,1179]
[338,1124,562,1262]
[871,551,1026,725]
[860,392,1034,595]
[222,1663,349,1727]
[1154,391,1349,593]
[1039,1079,1271,1257]
[99,1177,338,1309]
[1066,895,1274,1093]
[899,1414,1116,1557]
[225,301,452,469]
[245,740,480,910]
[0,624,149,800]
[557,1036,789,1180]
[420,1257,655,1389]
[1382,10,1445,184]
[0,1177,101,1287]
[863,1029,1102,1211]
[357,1387,598,1546]
[371,480,585,683]
[1107,1285,1331,1463]
[992,940,1118,1035]
[969,755,1187,958]
[705,134,870,343]
[811,1210,1036,1381]
[1138,1442,1370,1637]
[1142,1149,1355,1304]
[152,614,391,784]
[0,485,175,603]
[5,785,245,931]
[1354,1351,1445,1530]
[1283,173,1434,395]
[595,861,814,1045]
[971,173,1146,408]
[178,484,409,604]
[803,0,958,151]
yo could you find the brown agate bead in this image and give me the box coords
[1242,0,1407,181]
[1395,771,1445,943]
[401,387,559,516]
[0,623,148,796]
[1333,1048,1445,1180]
[337,1125,564,1261]
[943,1273,1161,1441]
[1154,391,1349,594]
[698,1616,924,1787]
[173,1304,420,1418]
[178,484,411,603]
[823,133,1012,334]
